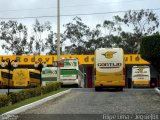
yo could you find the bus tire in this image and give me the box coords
[119,87,123,91]
[95,87,100,91]
[74,84,79,88]
[78,84,82,88]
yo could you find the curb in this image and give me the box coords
[154,87,160,95]
[1,89,71,116]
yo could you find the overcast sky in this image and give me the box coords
[0,0,160,55]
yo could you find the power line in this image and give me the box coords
[0,0,145,13]
[0,8,160,20]
[62,0,145,8]
[0,7,55,13]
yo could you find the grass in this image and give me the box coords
[0,88,68,115]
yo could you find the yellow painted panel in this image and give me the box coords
[132,80,150,85]
[124,54,149,65]
[0,54,149,65]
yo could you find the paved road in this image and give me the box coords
[16,89,160,120]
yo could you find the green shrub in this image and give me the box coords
[10,91,26,104]
[41,82,61,94]
[0,95,10,108]
[9,82,61,105]
[0,82,61,108]
[34,87,42,96]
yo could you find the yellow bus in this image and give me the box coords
[0,69,13,88]
[94,48,125,91]
[12,69,41,88]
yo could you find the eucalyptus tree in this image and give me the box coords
[63,17,90,54]
[140,35,160,73]
[0,20,28,55]
[114,9,159,53]
[30,20,56,55]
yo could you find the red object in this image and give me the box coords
[152,83,155,87]
[58,62,64,67]
[87,67,93,88]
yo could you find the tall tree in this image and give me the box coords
[114,9,159,53]
[31,19,55,55]
[47,33,65,55]
[103,20,121,36]
[83,24,102,54]
[84,19,121,53]
[140,35,160,73]
[0,20,28,55]
[63,17,90,54]
[45,31,56,55]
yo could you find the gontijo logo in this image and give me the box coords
[97,62,122,68]
[102,51,116,59]
[137,67,145,73]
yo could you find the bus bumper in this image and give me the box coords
[132,80,150,87]
[62,79,79,85]
[94,80,125,87]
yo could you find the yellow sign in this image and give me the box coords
[0,54,149,65]
[124,54,149,65]
[102,51,116,59]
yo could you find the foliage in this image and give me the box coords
[0,82,61,108]
[41,82,60,94]
[140,35,160,72]
[53,33,66,55]
[116,9,159,53]
[0,94,10,108]
[45,31,56,55]
[31,20,56,55]
[0,10,159,55]
[63,17,90,54]
[82,9,159,54]
[0,20,28,55]
[82,23,110,53]
[0,19,57,55]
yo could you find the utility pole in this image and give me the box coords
[57,0,61,82]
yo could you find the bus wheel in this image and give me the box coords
[74,84,79,88]
[95,87,101,91]
[119,87,123,91]
[78,84,82,88]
